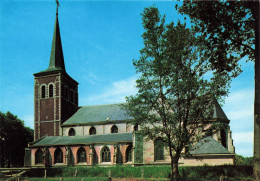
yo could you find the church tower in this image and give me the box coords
[33,7,78,140]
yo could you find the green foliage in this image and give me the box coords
[235,154,253,166]
[178,1,257,77]
[143,166,171,178]
[0,111,34,167]
[178,1,259,179]
[134,133,143,163]
[124,6,231,181]
[24,177,107,181]
[180,165,253,180]
[23,165,252,180]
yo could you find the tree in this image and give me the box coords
[235,154,253,166]
[0,111,34,167]
[124,7,231,181]
[178,1,259,180]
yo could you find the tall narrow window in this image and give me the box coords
[89,126,96,135]
[41,85,46,98]
[49,84,54,98]
[35,149,43,164]
[154,138,164,161]
[134,123,138,131]
[77,147,86,163]
[221,129,227,148]
[101,146,111,162]
[54,148,63,164]
[111,125,118,133]
[68,128,76,136]
[125,145,132,162]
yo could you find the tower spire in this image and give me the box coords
[56,0,60,16]
[46,0,66,72]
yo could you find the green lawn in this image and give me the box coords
[17,165,252,181]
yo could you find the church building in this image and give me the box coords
[25,6,235,167]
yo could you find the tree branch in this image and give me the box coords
[229,38,255,52]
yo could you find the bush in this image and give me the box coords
[180,165,253,180]
[24,165,253,180]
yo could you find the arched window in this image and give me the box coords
[54,148,63,164]
[41,85,46,98]
[49,84,54,98]
[89,126,96,135]
[68,128,76,136]
[101,146,111,162]
[221,129,227,148]
[77,147,86,163]
[111,125,118,133]
[125,145,132,162]
[154,138,164,161]
[35,149,43,164]
[134,123,138,131]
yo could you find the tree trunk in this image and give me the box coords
[168,145,181,181]
[172,159,180,181]
[254,1,260,180]
[169,153,180,181]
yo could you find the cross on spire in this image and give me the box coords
[56,0,60,16]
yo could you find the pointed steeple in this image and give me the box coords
[47,6,66,72]
[212,100,229,123]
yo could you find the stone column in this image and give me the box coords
[43,147,49,167]
[113,144,118,165]
[65,146,69,165]
[89,145,94,165]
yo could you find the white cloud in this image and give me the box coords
[227,106,253,120]
[81,76,137,105]
[225,89,254,107]
[232,132,253,144]
[236,148,253,157]
[223,89,254,156]
[232,132,253,157]
[224,89,254,127]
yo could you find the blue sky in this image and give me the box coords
[0,0,254,157]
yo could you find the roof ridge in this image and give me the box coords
[80,103,125,108]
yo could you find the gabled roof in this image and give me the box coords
[62,103,133,126]
[30,133,133,147]
[62,101,228,126]
[189,137,230,154]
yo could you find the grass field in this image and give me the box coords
[6,165,253,181]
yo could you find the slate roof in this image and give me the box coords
[62,103,133,126]
[62,101,228,126]
[213,101,228,120]
[189,137,230,154]
[30,133,133,147]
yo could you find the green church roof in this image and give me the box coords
[30,133,133,147]
[62,103,134,126]
[189,137,230,155]
[62,101,228,126]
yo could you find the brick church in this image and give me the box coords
[25,6,235,167]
